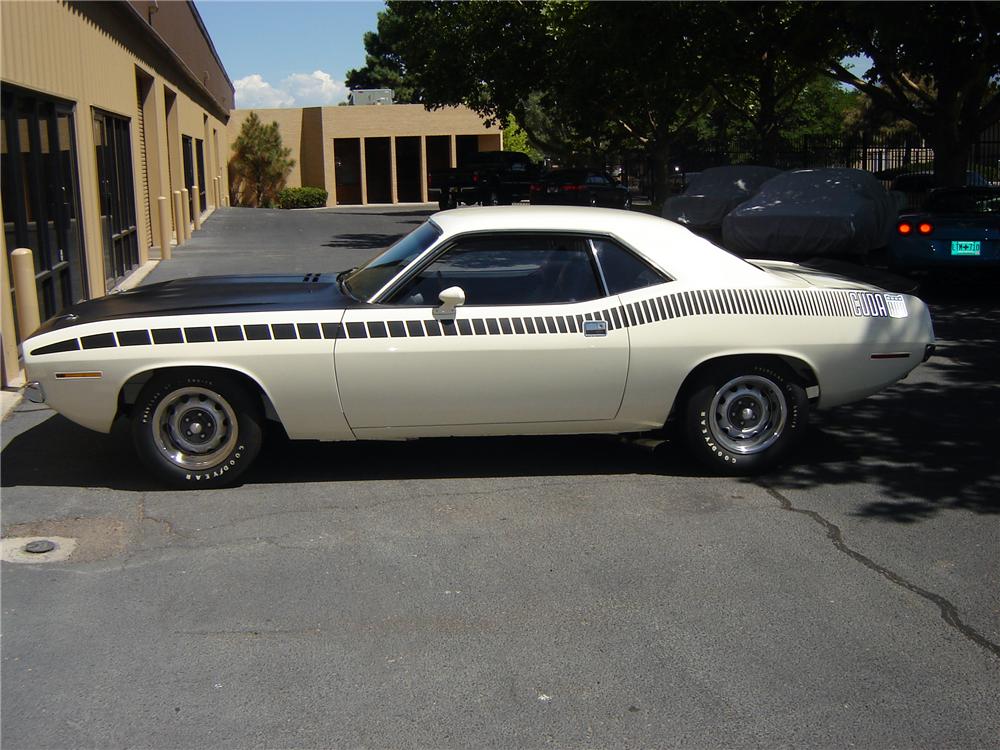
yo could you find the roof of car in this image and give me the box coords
[428,206,767,284]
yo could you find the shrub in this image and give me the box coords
[277,187,329,209]
[229,112,295,208]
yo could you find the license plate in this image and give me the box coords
[951,240,981,256]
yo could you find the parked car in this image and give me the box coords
[23,207,933,488]
[722,168,898,258]
[429,150,541,209]
[661,165,782,231]
[890,170,990,193]
[888,186,1000,270]
[529,169,631,209]
[888,170,991,211]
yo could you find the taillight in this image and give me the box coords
[897,222,912,235]
[918,222,933,235]
[560,184,580,192]
[472,172,479,183]
[530,183,542,192]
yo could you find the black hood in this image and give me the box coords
[35,274,358,335]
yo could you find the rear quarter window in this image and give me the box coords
[592,238,670,294]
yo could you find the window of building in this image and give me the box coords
[1,87,87,332]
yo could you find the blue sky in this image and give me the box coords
[196,1,385,108]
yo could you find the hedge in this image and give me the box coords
[277,186,329,209]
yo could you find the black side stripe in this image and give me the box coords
[27,289,880,357]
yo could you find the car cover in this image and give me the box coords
[722,168,897,257]
[662,165,782,229]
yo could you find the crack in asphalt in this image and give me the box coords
[761,483,1000,659]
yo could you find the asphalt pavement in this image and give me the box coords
[2,206,998,749]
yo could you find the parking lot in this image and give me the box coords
[2,207,998,748]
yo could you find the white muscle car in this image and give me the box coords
[23,206,935,488]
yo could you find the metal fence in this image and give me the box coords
[623,122,1000,201]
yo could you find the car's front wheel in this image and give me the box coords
[132,371,263,488]
[682,360,807,475]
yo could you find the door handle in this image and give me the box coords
[583,320,608,337]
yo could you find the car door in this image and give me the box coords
[335,233,630,432]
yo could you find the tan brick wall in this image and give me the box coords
[227,104,502,206]
[1,0,231,385]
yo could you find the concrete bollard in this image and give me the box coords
[180,188,192,241]
[172,190,184,247]
[213,177,220,208]
[157,196,172,260]
[11,248,41,338]
[192,185,202,231]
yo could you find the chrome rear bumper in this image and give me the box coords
[24,381,46,403]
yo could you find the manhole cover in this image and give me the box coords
[24,539,56,554]
[1,536,77,564]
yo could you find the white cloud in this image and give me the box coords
[234,74,294,109]
[281,70,347,106]
[234,70,348,109]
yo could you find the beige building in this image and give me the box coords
[228,105,502,206]
[1,0,234,387]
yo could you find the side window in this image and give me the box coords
[592,237,670,294]
[586,174,607,185]
[390,235,603,306]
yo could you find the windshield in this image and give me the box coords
[342,221,442,301]
[925,188,1000,215]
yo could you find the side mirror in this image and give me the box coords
[434,285,466,318]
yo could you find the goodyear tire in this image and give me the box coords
[683,360,807,475]
[132,371,263,488]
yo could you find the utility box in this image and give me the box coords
[348,89,394,106]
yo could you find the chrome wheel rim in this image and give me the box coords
[709,375,787,455]
[152,387,238,470]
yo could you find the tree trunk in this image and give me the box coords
[648,144,672,205]
[927,123,975,188]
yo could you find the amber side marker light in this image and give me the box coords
[55,371,103,379]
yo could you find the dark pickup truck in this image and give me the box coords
[429,151,541,209]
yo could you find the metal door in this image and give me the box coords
[93,110,139,289]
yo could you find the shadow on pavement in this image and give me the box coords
[322,233,410,250]
[755,287,1000,522]
[327,210,435,219]
[0,417,695,493]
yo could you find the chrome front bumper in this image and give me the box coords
[24,381,46,403]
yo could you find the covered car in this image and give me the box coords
[722,168,899,258]
[661,165,782,230]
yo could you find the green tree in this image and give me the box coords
[703,2,851,161]
[827,1,1000,185]
[501,115,543,163]
[228,112,295,208]
[345,24,417,103]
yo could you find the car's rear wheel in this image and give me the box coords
[622,194,632,210]
[483,189,501,206]
[438,192,454,210]
[132,371,263,488]
[682,360,807,475]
